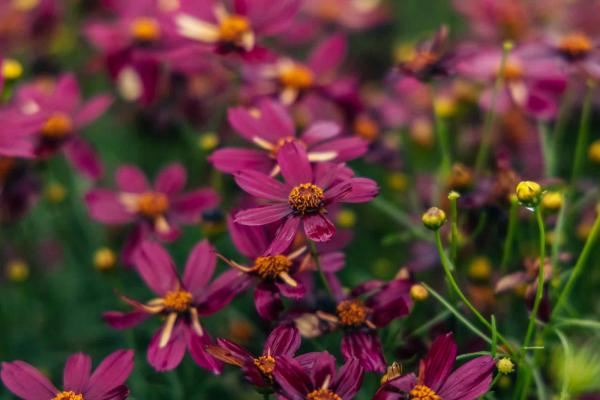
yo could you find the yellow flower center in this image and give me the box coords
[2,58,23,80]
[218,15,251,42]
[41,113,73,138]
[52,391,84,400]
[306,388,342,400]
[253,355,276,376]
[499,60,523,81]
[162,289,193,312]
[336,299,369,326]
[409,384,441,400]
[288,183,324,215]
[559,33,592,59]
[354,115,378,141]
[279,64,314,90]
[130,17,161,42]
[403,51,438,73]
[254,255,292,279]
[137,192,169,217]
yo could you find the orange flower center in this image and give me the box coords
[163,289,193,312]
[52,391,84,400]
[404,51,438,73]
[559,32,592,59]
[253,355,276,376]
[336,299,368,326]
[137,192,169,217]
[499,60,523,81]
[279,64,314,89]
[130,17,161,42]
[41,113,72,138]
[410,384,441,400]
[354,115,378,141]
[254,255,292,279]
[218,15,251,42]
[288,183,324,215]
[306,388,342,400]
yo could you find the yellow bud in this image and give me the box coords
[198,132,219,151]
[94,247,116,271]
[387,172,407,191]
[498,375,511,389]
[497,358,515,374]
[515,181,542,206]
[2,58,23,80]
[6,260,29,282]
[541,191,563,211]
[45,182,66,204]
[588,139,600,164]
[448,191,460,201]
[410,284,429,301]
[468,256,492,280]
[434,95,456,118]
[336,209,356,228]
[422,207,446,230]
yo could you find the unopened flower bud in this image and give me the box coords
[2,58,23,81]
[410,284,429,301]
[6,259,29,282]
[497,358,514,375]
[198,132,219,151]
[589,139,600,164]
[541,191,563,212]
[45,182,67,204]
[336,209,356,228]
[422,207,446,230]
[468,256,492,280]
[94,247,116,271]
[515,181,542,206]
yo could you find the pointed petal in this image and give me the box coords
[147,322,187,372]
[86,349,134,399]
[188,330,223,374]
[63,138,103,180]
[0,361,58,400]
[272,356,311,400]
[208,148,272,174]
[103,311,149,330]
[234,204,291,226]
[333,359,364,399]
[63,353,91,393]
[277,141,313,185]
[254,282,283,320]
[234,170,289,201]
[183,239,216,294]
[266,215,301,254]
[116,165,150,193]
[301,121,341,145]
[226,214,268,259]
[423,333,457,392]
[438,356,494,400]
[132,241,179,296]
[84,189,132,224]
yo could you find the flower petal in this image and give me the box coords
[188,329,222,374]
[303,214,336,242]
[63,353,91,393]
[308,34,346,75]
[423,333,457,392]
[277,141,313,185]
[208,148,272,174]
[254,282,283,320]
[234,204,291,226]
[227,214,268,259]
[341,331,386,373]
[258,99,295,139]
[266,215,301,254]
[234,170,289,201]
[198,270,253,315]
[63,138,103,180]
[438,356,494,400]
[154,163,187,195]
[333,359,364,399]
[301,121,341,145]
[86,349,134,399]
[103,311,149,330]
[0,361,58,400]
[84,189,132,224]
[171,188,219,223]
[272,356,311,400]
[263,323,301,356]
[132,241,179,296]
[74,95,112,127]
[116,165,149,193]
[183,239,216,294]
[147,322,187,372]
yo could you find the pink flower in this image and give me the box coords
[103,240,251,372]
[209,98,367,175]
[1,349,134,400]
[0,73,111,178]
[85,163,219,264]
[233,141,378,253]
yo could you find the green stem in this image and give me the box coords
[449,192,460,264]
[551,86,573,177]
[489,373,503,391]
[500,197,519,273]
[309,240,334,299]
[571,81,595,183]
[435,110,452,179]
[550,194,568,270]
[475,41,512,174]
[552,207,600,318]
[537,121,553,177]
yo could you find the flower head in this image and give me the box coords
[515,180,542,206]
[422,207,446,230]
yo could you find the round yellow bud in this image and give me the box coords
[2,58,23,80]
[336,209,356,228]
[198,132,219,151]
[434,95,456,118]
[541,191,563,211]
[45,182,66,204]
[94,247,116,271]
[468,256,492,280]
[515,181,542,206]
[6,260,29,282]
[588,139,600,164]
[410,284,429,301]
[422,207,447,230]
[387,172,407,191]
[497,358,515,375]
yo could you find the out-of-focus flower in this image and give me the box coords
[551,343,600,396]
[468,256,492,281]
[94,247,117,271]
[1,349,134,400]
[397,26,452,81]
[273,352,364,400]
[5,259,29,282]
[207,323,300,390]
[515,180,542,206]
[0,73,112,178]
[301,0,389,30]
[497,358,514,375]
[209,99,367,175]
[234,141,378,253]
[85,163,219,264]
[410,283,429,301]
[104,240,250,372]
[589,139,600,164]
[2,58,23,82]
[44,181,66,203]
[541,191,563,212]
[373,333,494,400]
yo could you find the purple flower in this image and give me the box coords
[273,352,363,400]
[207,323,301,389]
[103,240,250,372]
[234,141,378,254]
[1,349,134,400]
[373,333,494,400]
[317,279,412,372]
[209,99,367,175]
[0,74,111,178]
[397,25,452,81]
[85,163,219,264]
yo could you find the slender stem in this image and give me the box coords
[370,197,432,241]
[552,207,600,318]
[309,240,334,299]
[550,194,568,269]
[500,197,519,273]
[435,108,452,179]
[489,373,503,391]
[521,207,546,357]
[537,120,552,177]
[449,192,460,264]
[571,81,595,183]
[551,86,573,177]
[475,41,512,174]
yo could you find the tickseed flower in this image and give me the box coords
[273,352,364,400]
[422,207,446,230]
[234,141,378,254]
[589,139,600,164]
[94,247,117,271]
[515,180,542,206]
[316,279,412,372]
[85,163,218,265]
[206,324,300,389]
[1,350,134,400]
[373,333,494,400]
[497,358,514,375]
[104,240,250,372]
[541,191,563,212]
[209,99,367,175]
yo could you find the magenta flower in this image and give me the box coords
[85,163,218,264]
[373,333,494,400]
[273,352,363,400]
[175,0,300,55]
[317,278,412,372]
[0,73,111,178]
[209,99,367,175]
[1,349,134,400]
[234,141,378,254]
[104,240,250,372]
[207,323,300,390]
[301,0,389,30]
